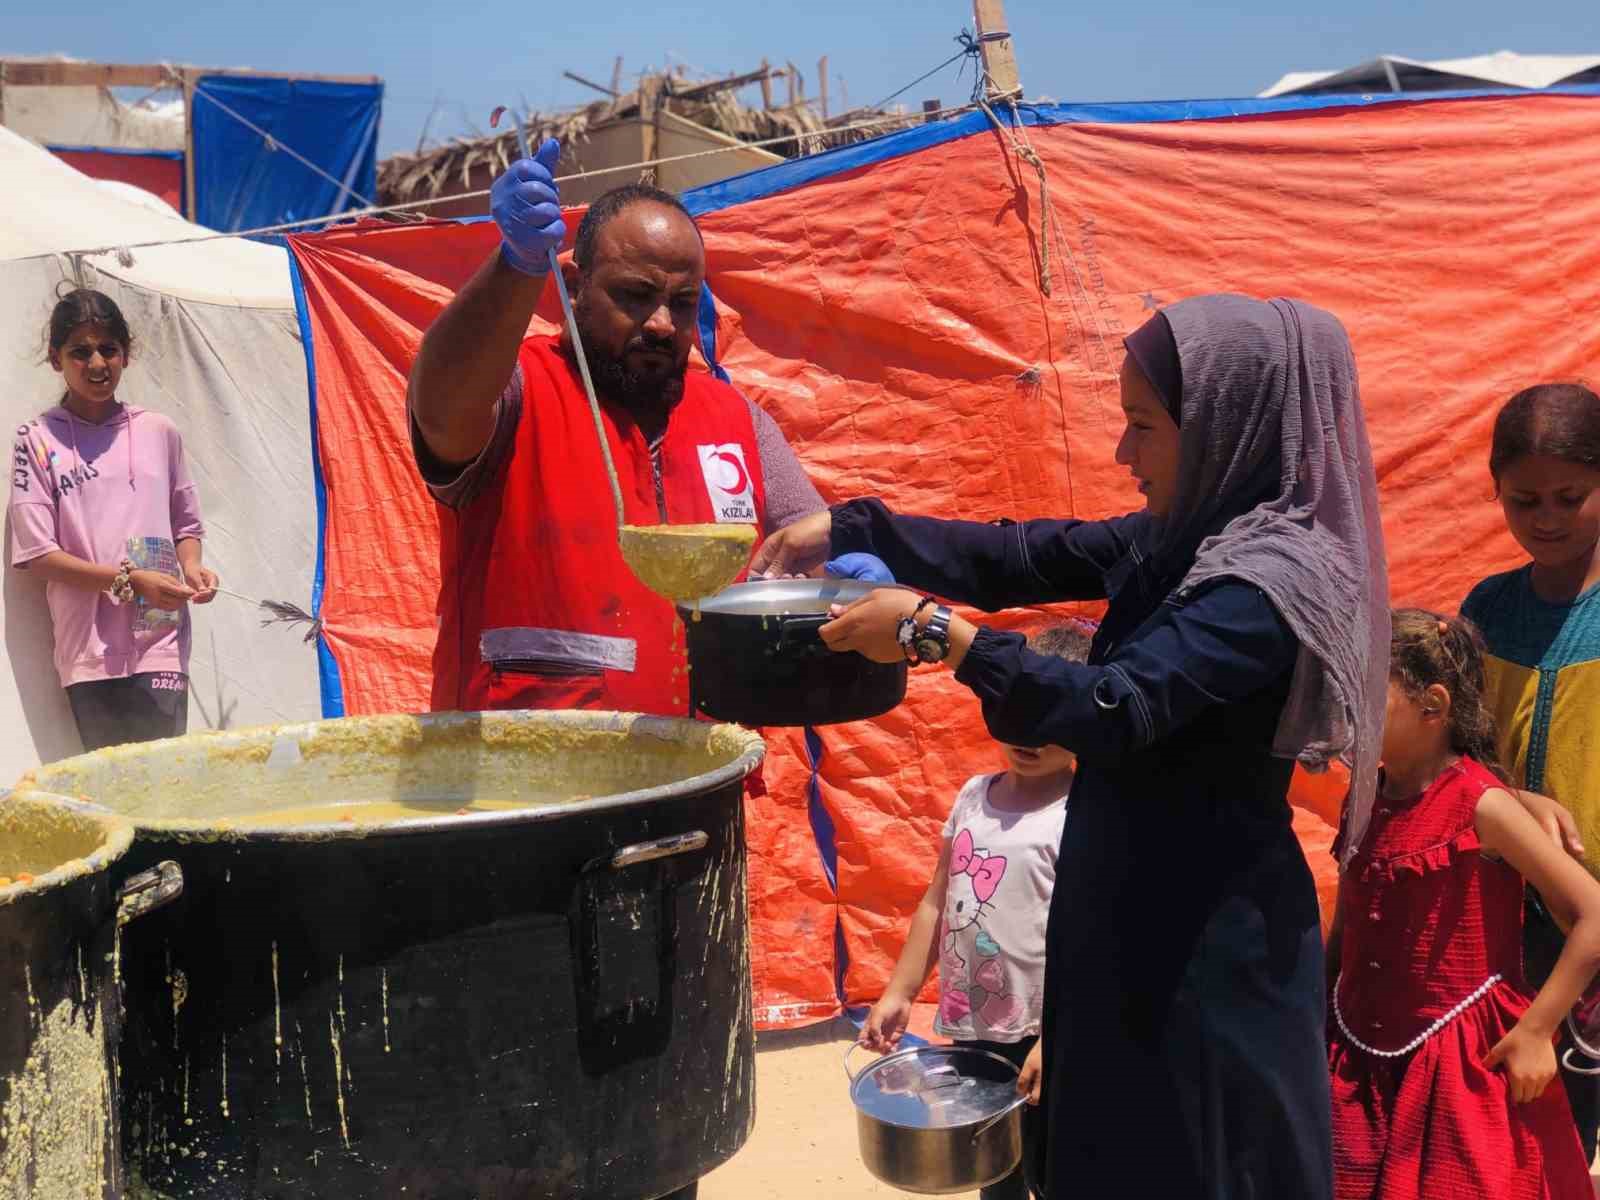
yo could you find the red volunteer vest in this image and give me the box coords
[432,336,767,715]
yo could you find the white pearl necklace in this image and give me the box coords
[1333,973,1503,1059]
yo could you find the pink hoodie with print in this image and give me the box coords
[8,403,205,686]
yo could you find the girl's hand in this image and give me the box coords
[1484,1023,1558,1102]
[750,510,832,579]
[860,995,912,1054]
[1018,1038,1044,1105]
[183,565,219,604]
[820,587,924,663]
[131,570,196,611]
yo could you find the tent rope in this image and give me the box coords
[971,62,1053,298]
[24,101,980,263]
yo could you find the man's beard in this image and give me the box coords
[573,310,686,418]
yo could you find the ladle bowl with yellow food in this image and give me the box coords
[619,522,758,604]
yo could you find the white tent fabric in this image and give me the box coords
[0,125,290,305]
[2,127,320,783]
[1261,50,1600,98]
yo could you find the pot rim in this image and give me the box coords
[678,578,888,617]
[847,1044,1024,1131]
[17,711,766,844]
[0,789,134,905]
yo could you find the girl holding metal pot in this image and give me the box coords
[751,294,1390,1199]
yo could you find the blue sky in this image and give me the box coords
[6,1,1595,157]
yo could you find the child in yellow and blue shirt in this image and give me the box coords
[1461,382,1600,1158]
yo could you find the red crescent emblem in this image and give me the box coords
[714,450,749,494]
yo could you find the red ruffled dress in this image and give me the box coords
[1329,757,1592,1200]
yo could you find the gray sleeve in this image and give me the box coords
[747,395,825,530]
[409,368,524,510]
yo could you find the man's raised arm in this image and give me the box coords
[408,139,566,467]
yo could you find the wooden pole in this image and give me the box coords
[786,62,800,107]
[564,69,618,98]
[818,56,829,120]
[760,58,773,110]
[923,98,941,124]
[610,55,624,96]
[638,73,663,180]
[0,62,7,130]
[972,0,1022,99]
[182,69,198,221]
[0,60,377,87]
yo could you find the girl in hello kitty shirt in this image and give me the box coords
[860,622,1091,1200]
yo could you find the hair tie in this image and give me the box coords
[1437,620,1449,637]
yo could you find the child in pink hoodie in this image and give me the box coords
[8,288,218,750]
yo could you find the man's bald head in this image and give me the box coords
[574,184,703,277]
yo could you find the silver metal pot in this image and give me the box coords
[844,1043,1028,1195]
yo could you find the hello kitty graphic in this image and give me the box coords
[939,826,1027,1033]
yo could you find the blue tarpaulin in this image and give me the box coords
[191,75,381,233]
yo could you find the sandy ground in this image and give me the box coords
[699,1018,980,1200]
[700,1018,1600,1200]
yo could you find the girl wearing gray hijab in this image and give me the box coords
[752,294,1390,1198]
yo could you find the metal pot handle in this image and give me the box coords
[1563,1046,1600,1076]
[116,860,183,925]
[776,614,832,657]
[598,831,709,872]
[571,831,710,1071]
[970,1093,1029,1143]
[843,1039,876,1082]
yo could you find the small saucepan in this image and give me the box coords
[844,1043,1028,1195]
[678,579,908,727]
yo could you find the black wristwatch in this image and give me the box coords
[910,604,953,664]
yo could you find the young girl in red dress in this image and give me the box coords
[1328,609,1600,1199]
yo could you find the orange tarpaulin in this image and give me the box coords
[288,88,1600,1025]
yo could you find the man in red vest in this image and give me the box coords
[407,139,826,716]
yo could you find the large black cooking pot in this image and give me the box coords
[681,579,908,726]
[22,711,765,1200]
[0,791,181,1200]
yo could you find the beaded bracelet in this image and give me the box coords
[108,558,136,604]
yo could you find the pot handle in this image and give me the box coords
[116,860,183,925]
[970,1093,1029,1143]
[776,614,831,655]
[843,1039,876,1082]
[599,831,709,872]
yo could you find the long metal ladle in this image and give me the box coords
[490,107,757,604]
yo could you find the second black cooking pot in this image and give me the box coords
[680,579,909,726]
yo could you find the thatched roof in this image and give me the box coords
[378,68,921,205]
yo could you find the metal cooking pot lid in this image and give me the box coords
[685,578,885,617]
[849,1045,1021,1129]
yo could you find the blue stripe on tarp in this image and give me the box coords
[697,282,732,385]
[286,249,346,718]
[804,725,855,1012]
[46,143,186,160]
[682,85,1600,218]
[805,726,838,888]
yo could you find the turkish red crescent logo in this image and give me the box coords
[714,450,749,494]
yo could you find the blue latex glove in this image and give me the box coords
[491,138,565,276]
[825,553,895,584]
